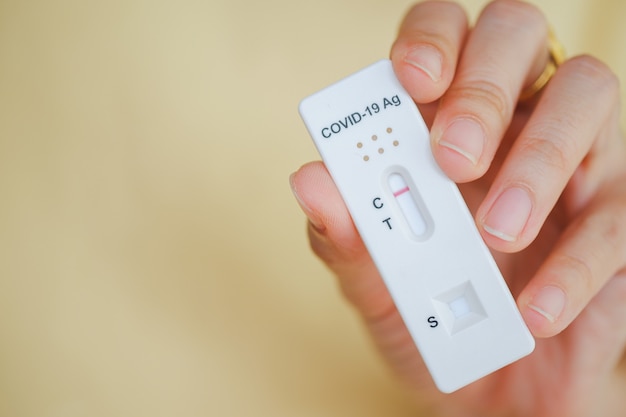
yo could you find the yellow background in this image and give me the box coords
[0,1,624,416]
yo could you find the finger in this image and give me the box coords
[572,272,626,375]
[477,55,621,252]
[390,0,468,103]
[517,178,626,338]
[289,162,396,319]
[430,0,549,182]
[564,94,626,216]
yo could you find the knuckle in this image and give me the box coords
[564,55,621,103]
[602,196,626,266]
[557,251,595,295]
[308,226,334,262]
[447,77,511,121]
[563,199,626,291]
[307,223,369,271]
[520,127,573,173]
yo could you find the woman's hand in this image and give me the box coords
[291,1,626,416]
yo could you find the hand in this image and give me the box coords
[290,1,626,416]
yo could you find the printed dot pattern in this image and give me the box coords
[357,127,399,162]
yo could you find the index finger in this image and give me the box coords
[390,1,468,104]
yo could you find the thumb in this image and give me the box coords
[289,161,395,320]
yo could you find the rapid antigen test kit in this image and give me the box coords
[299,60,534,393]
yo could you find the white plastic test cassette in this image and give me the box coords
[299,60,534,393]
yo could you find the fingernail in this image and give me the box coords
[289,173,325,232]
[437,119,484,166]
[404,45,443,83]
[527,286,566,323]
[482,187,532,242]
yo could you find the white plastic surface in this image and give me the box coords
[299,59,535,393]
[388,172,428,237]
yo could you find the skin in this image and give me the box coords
[290,1,626,416]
